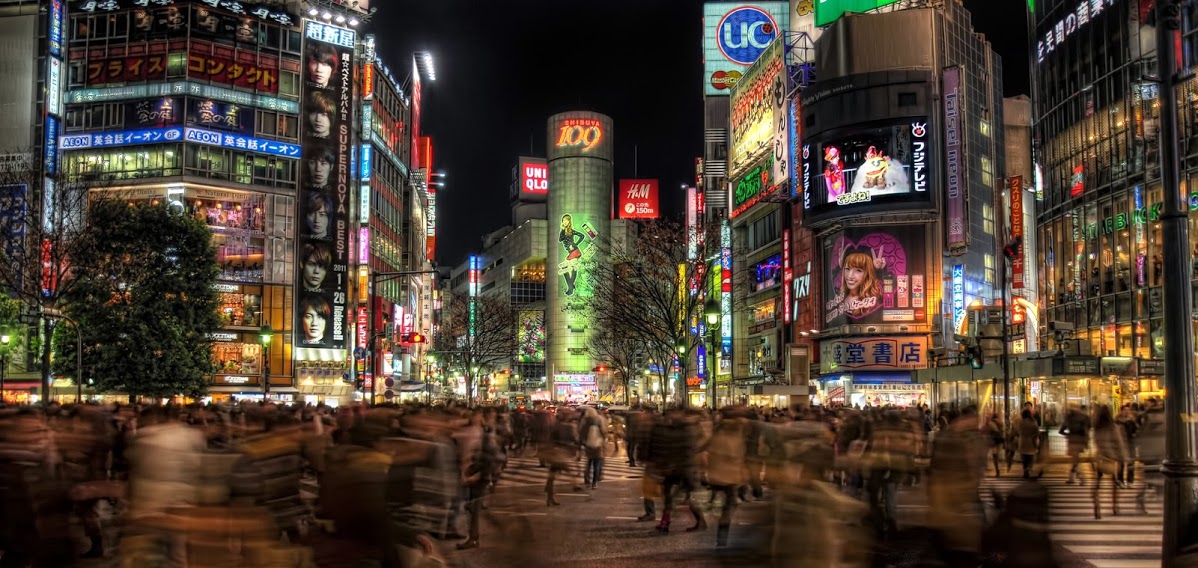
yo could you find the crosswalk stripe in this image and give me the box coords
[1051,525,1162,532]
[1064,545,1161,555]
[1051,533,1162,542]
[1088,560,1161,568]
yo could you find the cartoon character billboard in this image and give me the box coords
[823,226,927,327]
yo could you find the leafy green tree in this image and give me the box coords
[53,200,221,399]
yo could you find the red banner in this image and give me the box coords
[187,54,277,93]
[1010,176,1024,290]
[86,52,278,93]
[87,54,167,85]
[618,179,659,219]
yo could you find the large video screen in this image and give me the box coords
[802,119,930,219]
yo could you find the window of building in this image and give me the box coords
[167,53,188,78]
[214,234,264,283]
[279,70,300,98]
[980,120,991,137]
[67,61,85,87]
[269,195,294,239]
[63,145,182,180]
[981,155,994,187]
[982,203,995,236]
[984,254,996,285]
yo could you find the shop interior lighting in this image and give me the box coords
[349,18,359,26]
[308,7,319,16]
[335,14,345,23]
[321,12,332,20]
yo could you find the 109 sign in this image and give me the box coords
[718,6,781,65]
[555,118,604,152]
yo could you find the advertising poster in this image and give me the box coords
[186,98,253,133]
[129,6,188,38]
[703,3,789,96]
[125,97,180,128]
[1010,176,1025,290]
[806,119,930,219]
[518,311,546,363]
[557,212,599,298]
[191,4,261,44]
[296,20,355,355]
[823,226,926,327]
[730,38,784,175]
[943,66,967,253]
[618,179,659,219]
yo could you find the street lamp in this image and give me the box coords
[704,298,720,410]
[43,308,81,403]
[259,324,273,399]
[0,334,10,404]
[425,354,436,404]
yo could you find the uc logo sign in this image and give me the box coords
[717,6,780,66]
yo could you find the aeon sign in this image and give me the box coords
[555,118,604,152]
[718,6,780,65]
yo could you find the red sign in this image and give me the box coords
[362,64,374,100]
[555,118,603,152]
[357,307,368,351]
[519,158,548,200]
[86,53,278,93]
[1071,164,1085,197]
[617,179,659,219]
[782,229,793,324]
[1009,176,1025,291]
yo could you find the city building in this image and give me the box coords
[793,1,1007,409]
[1026,0,1195,410]
[50,0,425,404]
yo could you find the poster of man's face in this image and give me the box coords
[305,44,339,89]
[306,148,334,189]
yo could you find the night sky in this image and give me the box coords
[372,0,1028,268]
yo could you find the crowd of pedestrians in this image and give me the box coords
[0,398,1166,567]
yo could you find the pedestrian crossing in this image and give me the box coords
[981,476,1163,568]
[497,455,644,487]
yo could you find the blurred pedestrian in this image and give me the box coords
[1091,405,1127,519]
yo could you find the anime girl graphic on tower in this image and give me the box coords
[559,214,585,296]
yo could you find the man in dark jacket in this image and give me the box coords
[648,409,705,533]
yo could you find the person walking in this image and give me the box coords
[983,412,1005,477]
[544,408,579,506]
[649,409,705,533]
[1116,404,1139,487]
[1060,404,1092,485]
[703,408,749,546]
[1016,409,1041,479]
[579,407,608,490]
[1091,405,1128,519]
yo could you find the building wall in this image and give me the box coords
[0,14,36,153]
[545,111,612,398]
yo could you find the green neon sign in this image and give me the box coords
[814,0,903,27]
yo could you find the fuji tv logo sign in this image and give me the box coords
[718,6,780,66]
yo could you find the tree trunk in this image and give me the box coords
[39,317,51,403]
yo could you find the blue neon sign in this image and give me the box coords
[361,146,372,181]
[952,264,965,334]
[59,126,301,158]
[44,116,59,176]
[48,0,64,58]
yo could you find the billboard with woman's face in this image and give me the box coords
[823,226,927,327]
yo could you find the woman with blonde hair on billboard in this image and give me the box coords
[838,246,884,318]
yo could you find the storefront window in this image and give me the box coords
[216,285,261,327]
[191,196,266,233]
[64,145,182,180]
[215,234,264,283]
[213,340,261,376]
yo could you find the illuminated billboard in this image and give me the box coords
[823,226,927,327]
[802,119,931,220]
[703,3,789,96]
[518,311,546,363]
[729,38,785,175]
[296,20,355,360]
[516,157,549,202]
[814,0,902,27]
[618,179,659,219]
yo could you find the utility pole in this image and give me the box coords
[1156,0,1198,563]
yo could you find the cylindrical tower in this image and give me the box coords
[545,111,613,403]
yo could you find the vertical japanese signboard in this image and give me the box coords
[943,66,968,254]
[1009,175,1025,290]
[782,229,793,324]
[297,20,355,358]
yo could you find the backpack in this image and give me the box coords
[584,423,605,450]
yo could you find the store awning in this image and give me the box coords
[397,382,427,393]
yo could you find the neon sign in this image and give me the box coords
[1037,0,1118,64]
[555,118,604,152]
[952,264,965,334]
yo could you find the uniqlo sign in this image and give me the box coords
[618,179,660,219]
[518,157,548,201]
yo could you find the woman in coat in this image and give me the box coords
[1016,409,1041,479]
[1091,405,1128,519]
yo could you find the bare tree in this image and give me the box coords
[587,219,720,407]
[0,154,104,397]
[437,292,518,405]
[588,312,647,404]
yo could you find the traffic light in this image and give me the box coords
[400,332,426,344]
[592,365,608,373]
[1003,236,1023,261]
[968,345,984,369]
